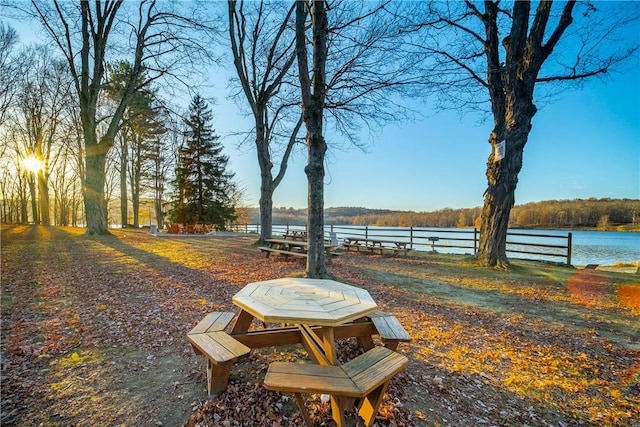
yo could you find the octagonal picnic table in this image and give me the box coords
[231,277,378,365]
[231,277,380,425]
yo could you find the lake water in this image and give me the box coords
[260,224,640,266]
[320,226,639,266]
[556,230,639,266]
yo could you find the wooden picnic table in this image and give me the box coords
[282,230,308,241]
[343,237,410,256]
[232,278,380,425]
[188,279,411,425]
[259,238,336,261]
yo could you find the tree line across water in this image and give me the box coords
[244,198,640,231]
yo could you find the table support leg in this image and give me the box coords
[354,317,375,351]
[207,359,231,396]
[294,393,314,426]
[331,395,347,427]
[358,381,390,426]
[322,326,337,366]
[230,310,254,334]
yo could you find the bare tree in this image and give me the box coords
[296,0,329,278]
[228,0,303,243]
[10,46,72,225]
[0,22,18,128]
[105,61,163,228]
[407,1,639,267]
[147,108,178,229]
[296,1,424,278]
[50,136,81,226]
[26,0,218,235]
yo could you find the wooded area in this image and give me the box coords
[251,198,640,230]
[1,1,638,274]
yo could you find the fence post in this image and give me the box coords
[410,226,414,249]
[474,228,478,254]
[567,232,572,266]
[365,226,369,239]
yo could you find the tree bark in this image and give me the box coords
[228,1,299,243]
[259,173,274,242]
[37,169,50,225]
[297,0,329,279]
[120,134,128,227]
[478,124,528,268]
[305,122,327,278]
[83,146,109,235]
[475,1,574,267]
[28,175,38,224]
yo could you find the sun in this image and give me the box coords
[23,156,43,173]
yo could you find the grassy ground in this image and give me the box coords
[1,225,638,426]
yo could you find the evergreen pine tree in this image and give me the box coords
[169,94,236,229]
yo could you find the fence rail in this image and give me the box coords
[229,223,573,266]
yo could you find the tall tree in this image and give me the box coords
[5,46,72,225]
[295,1,422,278]
[170,95,236,229]
[0,23,18,129]
[408,1,639,267]
[105,61,160,227]
[228,0,302,243]
[296,0,329,279]
[148,109,177,229]
[28,0,217,235]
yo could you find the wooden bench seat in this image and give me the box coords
[343,238,410,256]
[259,246,308,258]
[369,311,412,350]
[189,311,236,334]
[342,242,362,252]
[392,247,411,256]
[187,312,251,395]
[259,246,339,261]
[264,346,408,427]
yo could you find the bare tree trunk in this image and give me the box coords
[132,167,140,228]
[228,1,299,243]
[478,95,534,268]
[28,175,38,224]
[37,169,50,225]
[297,0,329,279]
[305,122,327,278]
[120,135,128,227]
[83,148,109,235]
[259,176,274,242]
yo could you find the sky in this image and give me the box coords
[208,6,640,212]
[5,5,639,213]
[216,62,640,212]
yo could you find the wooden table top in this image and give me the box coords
[345,237,407,245]
[232,278,378,327]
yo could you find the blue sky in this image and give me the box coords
[218,61,639,212]
[212,4,640,212]
[6,5,639,213]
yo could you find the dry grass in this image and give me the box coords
[1,225,638,426]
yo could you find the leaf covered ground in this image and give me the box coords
[1,225,638,426]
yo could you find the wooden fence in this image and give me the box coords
[229,223,573,266]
